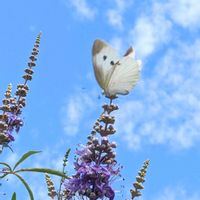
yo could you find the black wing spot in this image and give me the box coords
[103,55,107,61]
[110,60,115,65]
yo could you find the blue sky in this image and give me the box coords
[1,0,200,199]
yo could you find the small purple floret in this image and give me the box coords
[4,113,23,142]
[64,137,120,199]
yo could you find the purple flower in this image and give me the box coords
[6,131,15,141]
[7,113,23,133]
[64,136,120,200]
[3,113,23,142]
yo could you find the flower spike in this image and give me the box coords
[0,33,41,150]
[130,160,150,199]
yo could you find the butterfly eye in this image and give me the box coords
[103,55,107,60]
[110,61,115,65]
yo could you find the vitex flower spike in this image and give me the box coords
[130,160,150,199]
[0,33,42,151]
[45,173,57,199]
[64,99,121,200]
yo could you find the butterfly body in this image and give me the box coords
[92,39,142,97]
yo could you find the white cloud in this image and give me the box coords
[70,0,96,20]
[32,150,64,170]
[107,9,123,29]
[4,152,18,165]
[166,0,200,29]
[110,37,123,53]
[116,39,200,151]
[129,11,172,59]
[62,92,96,136]
[153,187,200,200]
[127,0,200,59]
[149,0,200,30]
[64,0,200,152]
[106,0,132,30]
[32,184,49,200]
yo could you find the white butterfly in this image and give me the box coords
[92,39,142,98]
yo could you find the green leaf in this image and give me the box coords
[0,162,12,171]
[13,151,41,170]
[11,192,16,200]
[0,162,12,178]
[13,173,34,200]
[0,172,9,179]
[15,168,69,179]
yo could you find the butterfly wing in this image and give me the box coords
[107,56,142,96]
[92,39,142,97]
[92,39,119,91]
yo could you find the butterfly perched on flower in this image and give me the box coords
[92,39,142,98]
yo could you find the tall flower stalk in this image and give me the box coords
[63,97,120,200]
[0,33,41,152]
[60,39,149,200]
[130,160,150,199]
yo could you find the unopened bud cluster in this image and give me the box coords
[0,33,41,149]
[86,135,117,165]
[93,103,118,137]
[0,84,14,144]
[130,160,150,199]
[45,173,57,199]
